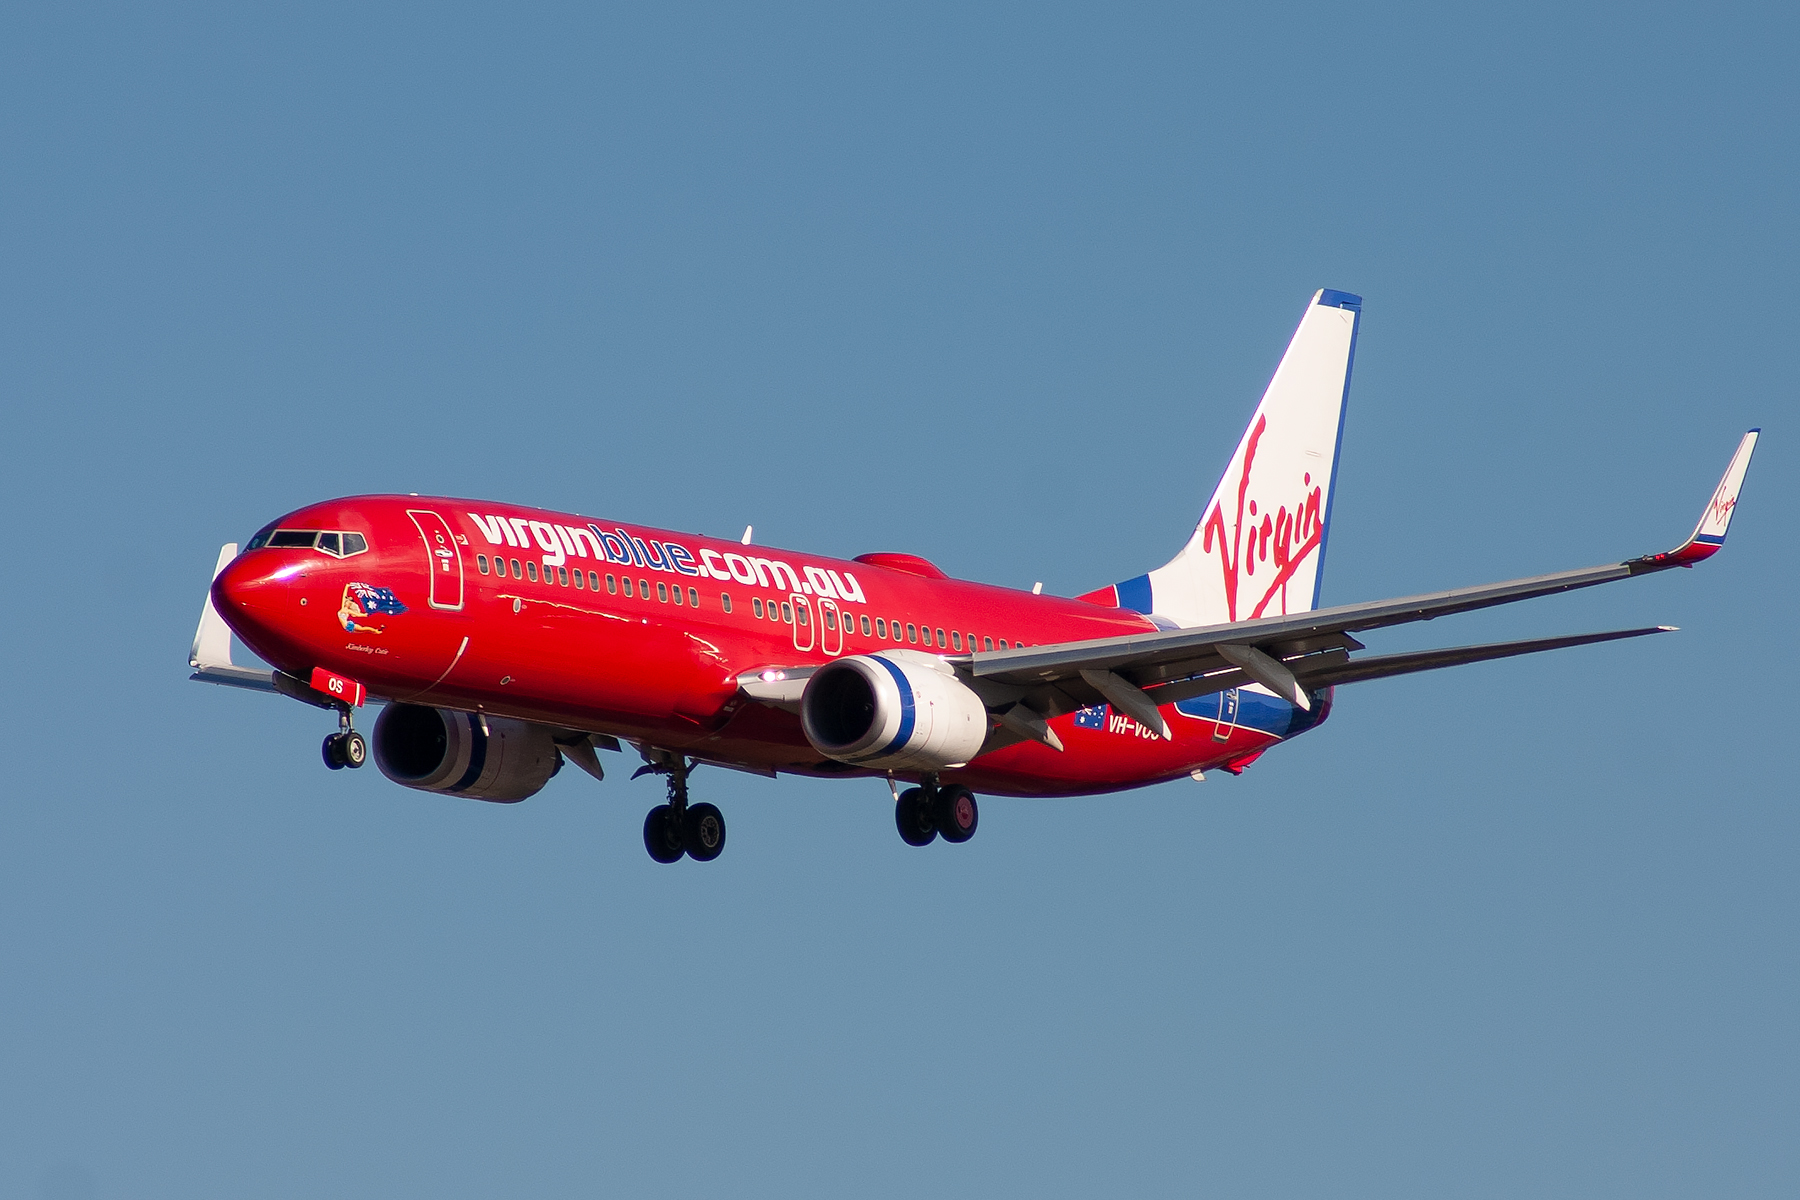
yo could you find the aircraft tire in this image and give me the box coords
[895,788,937,846]
[683,802,726,861]
[322,733,347,770]
[643,805,686,863]
[934,786,978,844]
[343,731,368,769]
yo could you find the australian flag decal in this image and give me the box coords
[348,582,407,615]
[1073,704,1107,730]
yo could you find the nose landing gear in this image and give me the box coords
[321,706,366,770]
[637,755,728,863]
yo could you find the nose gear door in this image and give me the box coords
[407,510,465,611]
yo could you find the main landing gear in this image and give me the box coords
[321,706,366,770]
[894,778,979,847]
[638,756,726,864]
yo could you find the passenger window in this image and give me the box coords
[527,562,539,581]
[688,587,698,606]
[875,618,886,637]
[782,603,793,623]
[671,583,682,605]
[998,639,1008,649]
[639,578,649,598]
[622,577,633,597]
[825,610,837,631]
[510,558,523,578]
[342,532,368,556]
[936,628,946,648]
[753,598,764,618]
[907,623,917,643]
[558,566,568,586]
[588,571,599,589]
[573,568,583,589]
[477,555,490,574]
[951,631,961,650]
[983,636,993,651]
[269,530,317,548]
[317,532,341,556]
[721,594,732,613]
[607,574,617,594]
[657,582,669,602]
[798,606,809,626]
[860,616,871,635]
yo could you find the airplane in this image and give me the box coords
[189,289,1759,863]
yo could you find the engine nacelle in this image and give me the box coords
[800,651,990,771]
[372,704,560,803]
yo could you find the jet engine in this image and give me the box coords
[372,703,560,802]
[800,651,990,771]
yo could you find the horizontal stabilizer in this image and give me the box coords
[1302,626,1675,689]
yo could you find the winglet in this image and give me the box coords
[190,543,239,669]
[189,543,278,692]
[1639,430,1759,568]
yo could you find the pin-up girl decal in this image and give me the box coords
[338,582,408,633]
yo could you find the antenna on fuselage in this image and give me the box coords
[1032,582,1043,595]
[741,526,753,545]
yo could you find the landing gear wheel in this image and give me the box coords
[322,733,347,770]
[934,785,979,843]
[895,787,937,846]
[643,804,686,863]
[342,730,367,769]
[683,802,726,861]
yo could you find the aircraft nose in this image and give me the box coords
[211,550,290,626]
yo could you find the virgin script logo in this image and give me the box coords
[1199,415,1326,622]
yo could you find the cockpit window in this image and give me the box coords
[249,529,371,558]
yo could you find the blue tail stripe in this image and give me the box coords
[1115,574,1154,615]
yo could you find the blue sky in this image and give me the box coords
[2,3,1796,1197]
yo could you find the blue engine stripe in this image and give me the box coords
[871,656,918,756]
[450,712,488,791]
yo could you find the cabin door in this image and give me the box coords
[1213,688,1240,742]
[407,509,465,611]
[818,598,843,656]
[790,594,814,652]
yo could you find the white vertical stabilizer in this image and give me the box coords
[1103,289,1360,629]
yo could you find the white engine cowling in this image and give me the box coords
[800,651,990,771]
[372,704,560,803]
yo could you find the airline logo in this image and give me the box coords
[466,513,868,604]
[1199,414,1326,622]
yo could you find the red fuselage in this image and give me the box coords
[214,495,1325,795]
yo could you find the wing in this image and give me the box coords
[960,431,1758,737]
[189,542,279,692]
